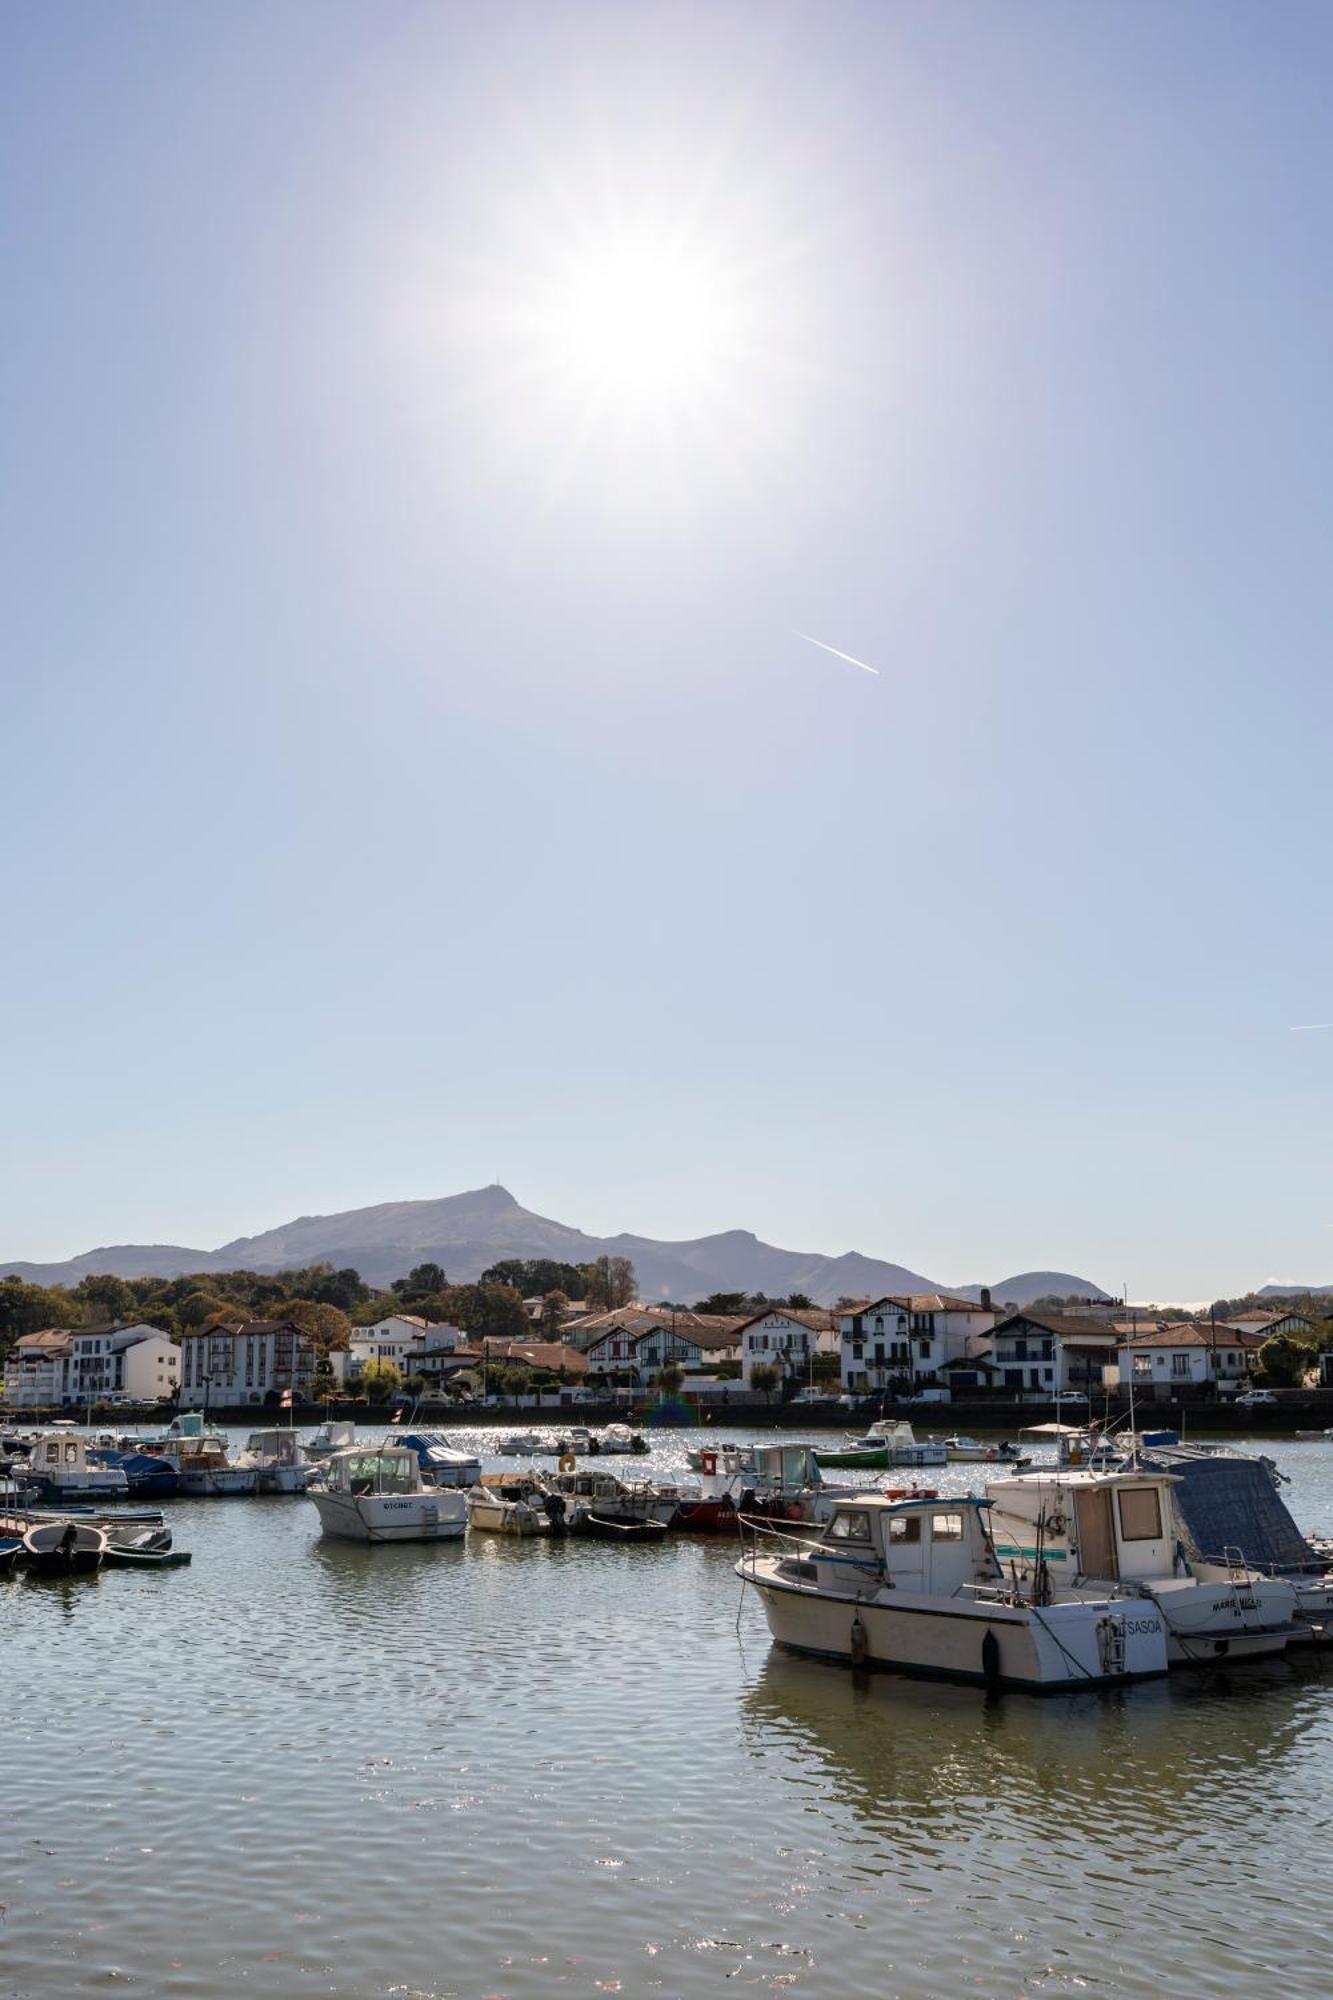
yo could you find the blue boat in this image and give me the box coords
[395,1433,482,1487]
[91,1449,180,1498]
[0,1534,22,1575]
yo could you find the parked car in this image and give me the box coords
[906,1387,952,1405]
[1234,1389,1278,1408]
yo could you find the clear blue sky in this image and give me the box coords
[5,1,1332,1297]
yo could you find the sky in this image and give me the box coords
[4,1,1332,1298]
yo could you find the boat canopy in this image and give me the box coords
[1139,1446,1318,1573]
[329,1447,419,1494]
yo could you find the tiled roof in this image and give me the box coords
[1119,1323,1266,1351]
[995,1311,1119,1342]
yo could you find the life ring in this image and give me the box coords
[558,1451,576,1473]
[700,1450,718,1477]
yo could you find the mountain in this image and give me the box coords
[1258,1282,1333,1298]
[1,1184,1107,1309]
[956,1272,1114,1308]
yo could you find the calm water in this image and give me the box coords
[8,1427,1333,2000]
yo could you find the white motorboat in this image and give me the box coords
[985,1466,1300,1665]
[238,1429,316,1494]
[938,1435,1032,1467]
[1020,1423,1124,1471]
[309,1446,467,1543]
[466,1471,561,1535]
[303,1418,356,1463]
[599,1423,646,1455]
[738,1493,1171,1690]
[541,1467,678,1530]
[22,1433,130,1503]
[497,1433,537,1457]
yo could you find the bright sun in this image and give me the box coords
[540,244,731,404]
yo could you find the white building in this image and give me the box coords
[179,1319,318,1408]
[1227,1310,1316,1342]
[1117,1323,1264,1396]
[60,1324,180,1406]
[4,1327,75,1408]
[739,1309,839,1391]
[838,1296,996,1397]
[990,1312,1119,1396]
[332,1315,465,1383]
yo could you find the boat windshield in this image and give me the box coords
[341,1452,416,1495]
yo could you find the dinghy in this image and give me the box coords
[23,1520,107,1575]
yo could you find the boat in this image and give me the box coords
[567,1512,668,1542]
[674,1447,745,1532]
[395,1433,482,1488]
[815,1421,947,1472]
[599,1423,647,1455]
[1020,1423,1124,1470]
[541,1466,678,1530]
[309,1445,468,1543]
[496,1432,537,1456]
[22,1434,130,1503]
[102,1541,193,1569]
[237,1429,317,1494]
[737,1492,1171,1689]
[0,1534,22,1574]
[985,1465,1300,1665]
[303,1418,357,1462]
[23,1519,107,1575]
[467,1471,564,1535]
[169,1432,259,1496]
[938,1435,1032,1467]
[89,1448,180,1498]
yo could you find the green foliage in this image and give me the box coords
[439,1282,530,1341]
[539,1289,569,1340]
[0,1277,82,1358]
[360,1357,403,1403]
[1255,1333,1316,1388]
[694,1292,750,1316]
[392,1262,448,1300]
[279,1299,353,1353]
[657,1360,685,1397]
[750,1361,781,1403]
[480,1258,587,1296]
[72,1274,137,1323]
[586,1256,636,1312]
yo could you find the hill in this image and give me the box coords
[1,1184,1106,1309]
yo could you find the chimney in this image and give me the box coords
[980,1287,992,1312]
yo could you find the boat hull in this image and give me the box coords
[466,1495,553,1535]
[310,1489,467,1543]
[740,1561,1170,1690]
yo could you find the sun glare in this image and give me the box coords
[541,245,731,404]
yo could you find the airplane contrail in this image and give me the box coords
[793,628,879,676]
[1290,1023,1333,1032]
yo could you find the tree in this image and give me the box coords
[1256,1333,1314,1388]
[0,1277,82,1359]
[278,1300,353,1354]
[178,1290,234,1328]
[657,1360,685,1398]
[587,1256,636,1312]
[481,1258,586,1296]
[539,1290,570,1341]
[439,1283,530,1342]
[750,1362,781,1405]
[72,1274,136,1324]
[360,1357,403,1403]
[784,1292,813,1310]
[312,1353,337,1405]
[392,1262,448,1299]
[695,1292,749,1316]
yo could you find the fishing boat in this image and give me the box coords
[169,1432,259,1496]
[985,1465,1300,1664]
[496,1432,537,1456]
[237,1429,317,1494]
[541,1466,678,1530]
[1020,1423,1124,1470]
[674,1447,745,1532]
[23,1434,130,1503]
[23,1520,107,1575]
[738,1493,1171,1689]
[309,1445,468,1543]
[466,1472,563,1535]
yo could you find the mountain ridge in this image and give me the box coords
[1,1184,1110,1310]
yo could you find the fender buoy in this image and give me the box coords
[849,1614,869,1668]
[700,1450,718,1477]
[982,1628,1001,1685]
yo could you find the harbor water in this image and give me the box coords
[8,1427,1333,2000]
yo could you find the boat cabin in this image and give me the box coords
[28,1433,97,1478]
[748,1444,822,1495]
[245,1429,303,1466]
[806,1496,1002,1596]
[326,1447,422,1497]
[986,1468,1182,1586]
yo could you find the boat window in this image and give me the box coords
[827,1510,873,1543]
[1117,1488,1163,1542]
[930,1512,964,1542]
[887,1514,921,1544]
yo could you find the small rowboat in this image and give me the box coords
[102,1544,192,1570]
[23,1520,107,1575]
[0,1535,22,1575]
[568,1511,668,1542]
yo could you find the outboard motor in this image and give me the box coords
[543,1492,568,1534]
